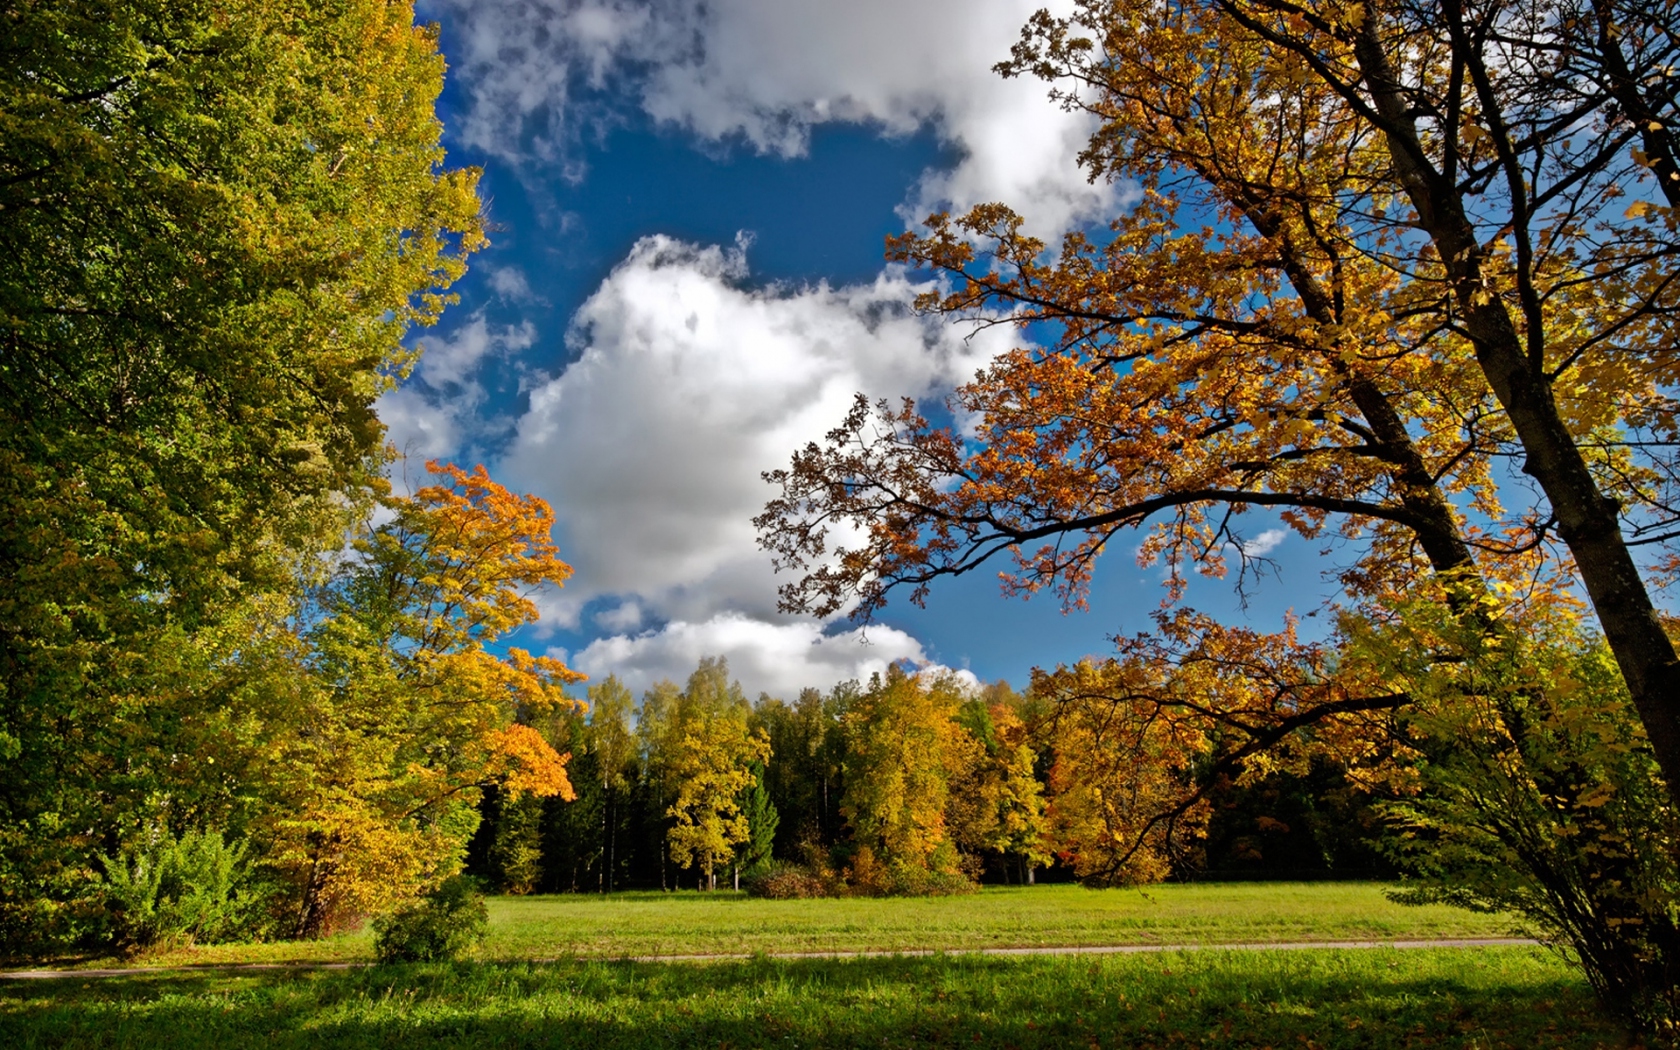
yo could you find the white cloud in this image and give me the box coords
[418,312,537,388]
[486,265,539,303]
[500,234,1013,629]
[572,613,971,699]
[424,0,1118,233]
[594,600,645,632]
[1236,528,1288,557]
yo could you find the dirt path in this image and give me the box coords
[0,937,1540,979]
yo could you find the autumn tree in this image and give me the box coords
[587,676,640,891]
[0,0,483,949]
[948,700,1053,883]
[275,462,582,935]
[662,659,772,890]
[841,667,981,892]
[759,0,1680,803]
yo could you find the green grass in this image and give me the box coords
[0,947,1622,1049]
[107,883,1526,969]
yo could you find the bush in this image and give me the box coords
[1353,603,1680,1033]
[99,826,256,952]
[845,844,978,897]
[372,875,488,963]
[743,862,833,899]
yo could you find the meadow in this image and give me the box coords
[0,948,1619,1049]
[5,883,1630,1049]
[96,882,1524,967]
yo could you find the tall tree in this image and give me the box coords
[587,676,639,891]
[841,667,980,888]
[949,700,1052,883]
[0,0,483,948]
[277,462,582,935]
[663,659,770,890]
[759,0,1680,802]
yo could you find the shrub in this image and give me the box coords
[743,862,833,899]
[372,875,488,963]
[99,826,256,952]
[1353,603,1680,1033]
[845,844,978,897]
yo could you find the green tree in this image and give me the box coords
[752,687,848,855]
[0,0,483,950]
[737,762,780,885]
[1345,600,1680,1030]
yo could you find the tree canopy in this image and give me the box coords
[0,0,486,949]
[758,0,1680,800]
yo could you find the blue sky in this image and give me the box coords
[390,0,1335,698]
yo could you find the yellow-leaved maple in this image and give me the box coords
[272,461,583,936]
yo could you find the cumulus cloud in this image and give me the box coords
[379,311,536,462]
[572,613,975,699]
[499,234,1013,628]
[423,0,1118,232]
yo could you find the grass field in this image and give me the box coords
[105,882,1526,969]
[7,885,1614,1048]
[0,947,1621,1049]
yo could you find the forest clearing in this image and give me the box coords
[8,0,1679,1043]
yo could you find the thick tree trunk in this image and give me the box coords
[1350,16,1680,807]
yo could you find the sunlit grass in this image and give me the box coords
[74,882,1526,970]
[0,947,1618,1049]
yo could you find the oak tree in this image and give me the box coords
[759,0,1680,801]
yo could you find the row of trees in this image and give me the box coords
[469,656,1395,899]
[470,662,1046,897]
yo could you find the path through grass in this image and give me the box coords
[119,883,1525,969]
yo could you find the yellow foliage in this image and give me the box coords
[275,461,585,934]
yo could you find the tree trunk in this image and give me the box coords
[1349,15,1680,808]
[607,796,616,893]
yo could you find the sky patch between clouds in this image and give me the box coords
[387,0,1174,696]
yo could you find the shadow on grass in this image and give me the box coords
[0,949,1633,1049]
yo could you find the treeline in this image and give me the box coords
[468,657,1389,897]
